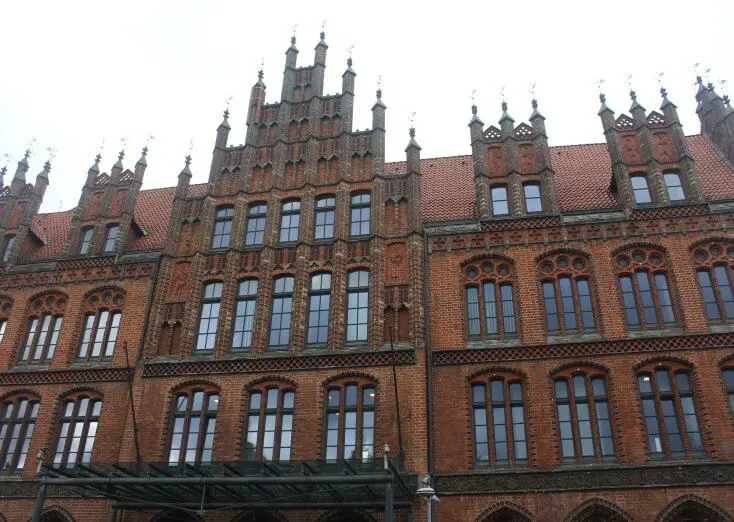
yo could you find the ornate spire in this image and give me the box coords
[14,149,30,181]
[499,101,514,123]
[469,103,483,126]
[629,90,644,112]
[180,154,193,177]
[37,160,51,181]
[219,108,231,130]
[316,30,327,48]
[373,87,386,108]
[89,153,102,174]
[530,98,544,120]
[136,146,148,167]
[660,86,676,109]
[113,149,125,170]
[598,93,613,115]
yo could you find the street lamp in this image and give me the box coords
[416,474,440,522]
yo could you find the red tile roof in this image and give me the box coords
[24,134,734,261]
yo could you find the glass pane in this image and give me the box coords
[573,375,586,397]
[466,287,480,337]
[490,380,504,402]
[555,380,568,399]
[491,186,508,216]
[509,382,523,402]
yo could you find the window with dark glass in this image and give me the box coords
[637,365,703,459]
[0,396,39,471]
[325,382,375,462]
[554,373,615,464]
[314,196,336,240]
[350,193,371,237]
[523,183,542,213]
[20,313,63,363]
[78,311,121,360]
[269,276,294,348]
[471,377,527,467]
[212,207,234,249]
[724,368,734,413]
[631,174,652,204]
[196,282,223,351]
[78,227,93,255]
[307,273,331,345]
[346,270,369,343]
[491,185,509,216]
[232,280,258,350]
[168,388,219,466]
[52,396,102,467]
[693,242,734,323]
[245,203,268,246]
[103,224,119,253]
[244,387,295,462]
[1,235,15,263]
[0,319,6,344]
[464,259,516,342]
[664,172,685,201]
[279,200,301,243]
[539,253,596,335]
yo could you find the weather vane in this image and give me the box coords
[144,133,155,147]
[655,72,665,87]
[377,74,382,90]
[594,78,606,92]
[529,82,536,98]
[188,139,194,155]
[2,153,12,169]
[348,44,354,58]
[409,112,416,128]
[321,19,326,32]
[500,85,506,102]
[119,137,128,153]
[471,89,477,105]
[26,137,37,155]
[292,24,298,38]
[46,147,56,162]
[625,73,634,91]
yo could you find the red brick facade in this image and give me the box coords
[0,37,734,521]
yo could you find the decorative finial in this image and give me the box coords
[119,137,128,159]
[376,75,382,99]
[94,153,102,165]
[291,24,297,45]
[347,44,354,67]
[501,100,508,112]
[184,154,192,167]
[529,82,536,99]
[46,147,56,163]
[320,19,326,40]
[409,111,416,129]
[594,78,606,93]
[471,89,477,114]
[500,85,506,102]
[599,92,607,104]
[629,90,637,101]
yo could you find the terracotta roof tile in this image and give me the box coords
[28,210,73,261]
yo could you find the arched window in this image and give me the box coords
[723,367,734,414]
[346,270,369,343]
[539,252,596,335]
[279,200,301,243]
[269,276,294,348]
[103,224,119,253]
[168,387,219,466]
[490,185,509,216]
[314,195,336,240]
[630,174,652,204]
[212,207,234,249]
[245,203,268,247]
[78,227,93,255]
[552,369,615,464]
[614,246,676,331]
[523,182,542,213]
[20,293,67,364]
[664,171,685,201]
[308,273,331,345]
[463,258,517,342]
[52,395,102,467]
[196,282,223,351]
[244,384,295,462]
[77,288,124,361]
[636,362,703,459]
[470,373,527,467]
[350,193,371,237]
[232,280,257,351]
[0,395,40,471]
[324,379,375,462]
[692,241,734,323]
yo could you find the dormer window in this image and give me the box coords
[79,227,93,255]
[1,235,15,263]
[491,185,509,216]
[664,172,685,201]
[103,225,119,253]
[631,174,652,204]
[523,183,542,213]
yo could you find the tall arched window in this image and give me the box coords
[52,394,102,467]
[614,246,676,331]
[20,293,67,364]
[349,193,371,237]
[523,183,542,213]
[692,241,734,323]
[630,174,652,204]
[77,288,124,361]
[231,280,258,351]
[314,195,336,240]
[463,258,517,342]
[664,171,685,201]
[490,185,509,216]
[307,273,331,345]
[324,379,375,462]
[245,203,268,247]
[552,368,615,464]
[211,207,234,249]
[279,200,301,243]
[538,252,596,335]
[0,395,40,471]
[168,386,219,466]
[196,282,223,351]
[269,276,294,348]
[346,270,369,343]
[470,372,527,468]
[636,362,703,459]
[244,384,295,462]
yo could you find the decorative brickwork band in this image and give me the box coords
[0,367,132,385]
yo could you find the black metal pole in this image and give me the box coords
[110,507,118,522]
[122,341,142,463]
[385,481,394,522]
[388,327,405,459]
[31,483,46,522]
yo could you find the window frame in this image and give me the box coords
[307,272,332,346]
[324,380,376,463]
[245,202,268,247]
[349,192,371,238]
[269,275,294,349]
[243,385,296,463]
[195,282,223,352]
[490,185,509,216]
[538,252,597,336]
[78,227,94,255]
[77,310,122,361]
[231,279,258,351]
[723,366,734,416]
[630,174,653,205]
[314,195,336,241]
[346,270,369,343]
[523,182,543,213]
[0,395,40,472]
[167,387,219,467]
[1,235,15,263]
[20,312,63,364]
[463,259,517,343]
[692,242,734,325]
[103,224,119,253]
[52,395,103,468]
[278,199,301,244]
[211,206,234,250]
[663,171,685,202]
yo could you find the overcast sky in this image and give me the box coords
[1,0,732,213]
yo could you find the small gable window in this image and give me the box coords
[630,174,652,204]
[664,172,685,201]
[491,185,509,216]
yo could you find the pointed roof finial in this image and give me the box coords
[37,158,51,181]
[346,44,355,68]
[499,99,513,123]
[319,19,327,43]
[290,25,298,48]
[376,75,383,100]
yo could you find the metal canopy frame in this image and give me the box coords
[31,460,416,522]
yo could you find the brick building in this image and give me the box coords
[0,33,734,522]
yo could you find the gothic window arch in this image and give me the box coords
[20,292,67,364]
[463,257,517,342]
[324,377,376,462]
[167,384,219,467]
[244,382,296,462]
[538,251,596,335]
[552,366,615,464]
[469,370,527,468]
[52,392,103,468]
[77,288,124,361]
[692,240,734,324]
[636,360,704,459]
[613,245,677,331]
[0,393,40,472]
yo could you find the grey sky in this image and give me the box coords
[1,0,732,213]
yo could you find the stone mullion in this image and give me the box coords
[251,254,273,356]
[648,165,670,205]
[335,184,350,241]
[143,257,173,359]
[300,187,315,244]
[329,245,347,352]
[198,198,217,253]
[372,178,386,238]
[370,237,385,349]
[213,252,238,357]
[508,172,523,216]
[271,141,286,189]
[407,236,424,346]
[178,254,209,356]
[289,248,309,353]
[231,197,248,251]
